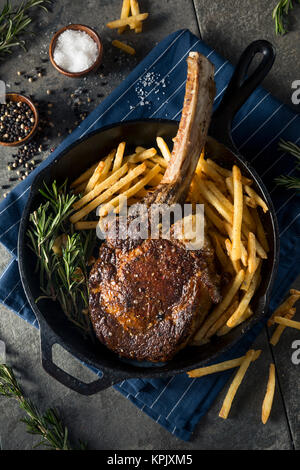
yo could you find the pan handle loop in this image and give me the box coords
[210,40,276,149]
[39,318,133,395]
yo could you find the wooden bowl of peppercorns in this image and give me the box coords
[0,93,39,147]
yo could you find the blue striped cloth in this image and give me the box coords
[0,29,299,441]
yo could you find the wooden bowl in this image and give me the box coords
[0,93,39,147]
[49,24,103,77]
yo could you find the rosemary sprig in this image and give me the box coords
[0,0,51,58]
[272,0,300,35]
[274,175,300,190]
[275,139,300,191]
[27,180,96,337]
[0,363,87,450]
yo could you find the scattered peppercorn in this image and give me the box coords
[0,100,35,144]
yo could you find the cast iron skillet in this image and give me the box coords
[18,40,279,395]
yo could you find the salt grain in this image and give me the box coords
[53,30,98,73]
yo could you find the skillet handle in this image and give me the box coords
[210,40,276,149]
[39,320,132,395]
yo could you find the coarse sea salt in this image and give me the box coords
[53,29,98,73]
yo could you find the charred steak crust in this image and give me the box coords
[89,238,221,362]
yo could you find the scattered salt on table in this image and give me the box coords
[53,29,98,73]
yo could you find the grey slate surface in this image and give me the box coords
[0,0,299,450]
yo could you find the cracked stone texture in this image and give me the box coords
[0,0,299,451]
[194,0,300,112]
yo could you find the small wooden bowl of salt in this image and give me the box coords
[49,24,103,77]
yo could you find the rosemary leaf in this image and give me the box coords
[272,0,300,35]
[27,180,96,337]
[0,364,86,450]
[275,139,300,191]
[274,175,300,190]
[0,0,51,58]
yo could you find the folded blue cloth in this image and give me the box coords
[0,29,299,441]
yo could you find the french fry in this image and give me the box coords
[219,349,256,419]
[187,349,261,378]
[99,164,160,217]
[242,223,268,259]
[244,185,268,213]
[204,203,227,235]
[205,299,239,339]
[198,182,233,224]
[247,232,256,274]
[245,196,257,208]
[150,155,168,169]
[118,0,131,33]
[241,259,261,292]
[84,160,106,194]
[146,173,163,186]
[268,292,300,326]
[126,148,157,164]
[290,289,300,295]
[130,0,142,33]
[226,177,255,230]
[224,222,248,267]
[201,162,227,192]
[210,232,232,272]
[207,159,232,178]
[112,40,136,55]
[195,149,205,175]
[262,364,276,424]
[227,266,261,328]
[206,180,234,215]
[135,187,149,198]
[70,163,147,224]
[232,165,243,261]
[242,201,256,232]
[225,238,241,273]
[193,269,245,342]
[216,305,253,336]
[106,13,149,30]
[74,221,99,230]
[70,162,98,188]
[250,207,270,253]
[189,336,211,346]
[274,316,300,331]
[208,159,253,185]
[270,308,296,346]
[156,137,171,162]
[145,160,164,172]
[113,142,126,172]
[85,150,116,195]
[135,146,146,152]
[73,163,129,211]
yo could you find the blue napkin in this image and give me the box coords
[0,29,299,441]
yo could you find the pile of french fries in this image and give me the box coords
[70,137,270,343]
[107,0,147,34]
[106,0,147,57]
[189,150,270,343]
[268,288,300,345]
[69,141,163,227]
[188,289,300,423]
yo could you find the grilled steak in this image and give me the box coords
[89,52,221,362]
